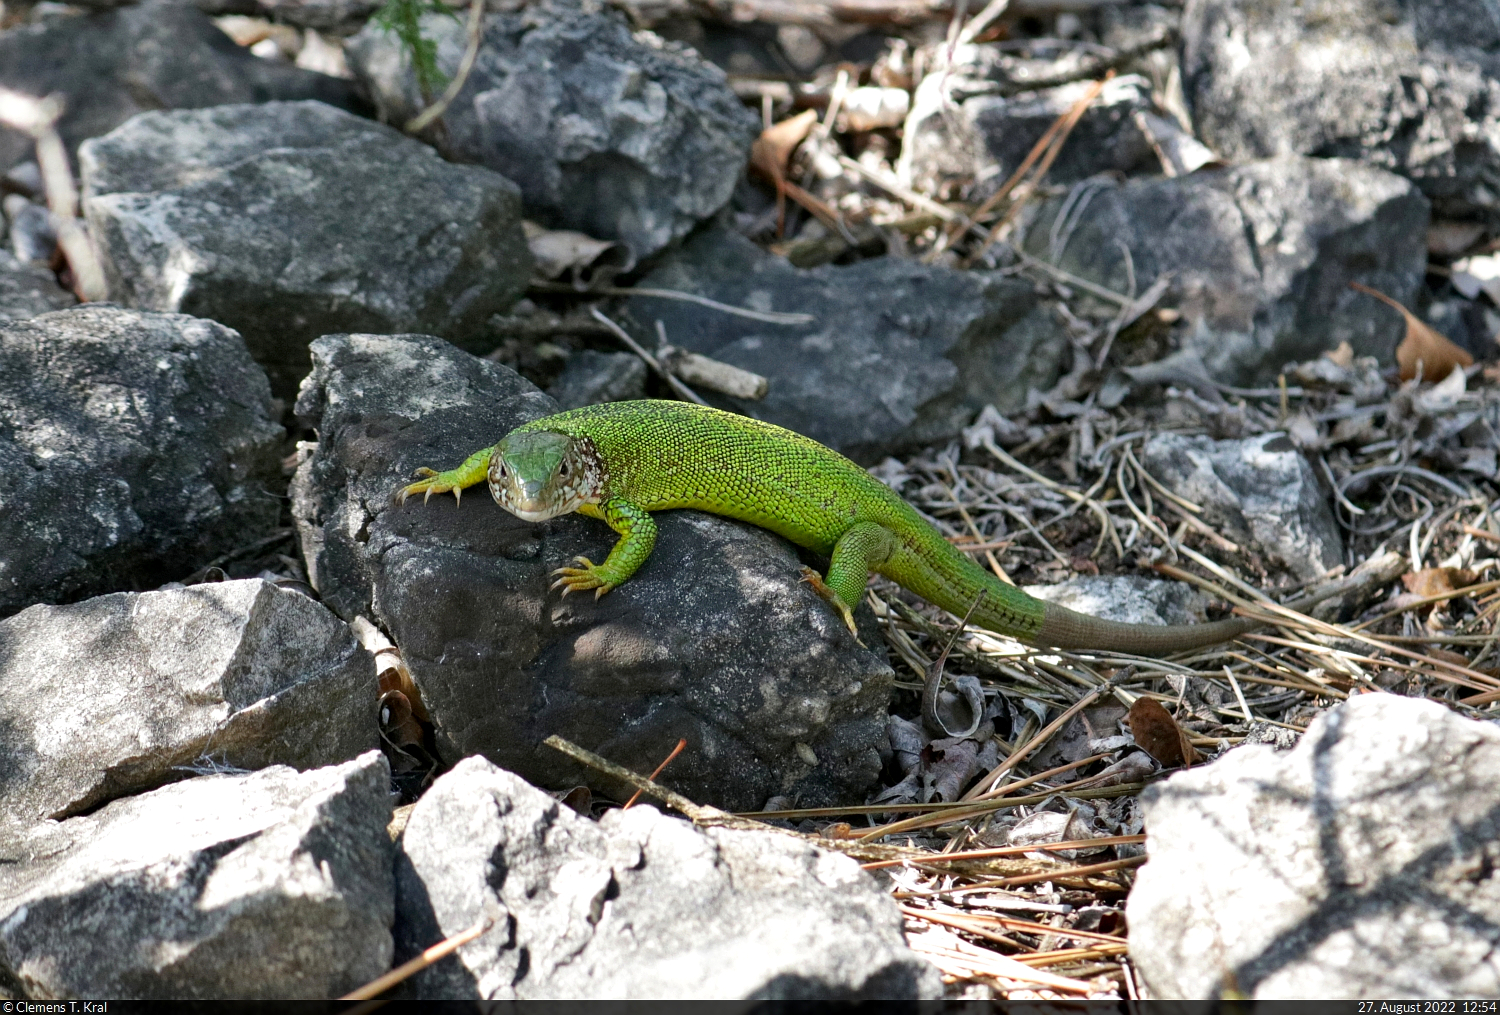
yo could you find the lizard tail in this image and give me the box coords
[1032,601,1262,654]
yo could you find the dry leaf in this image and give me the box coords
[750,109,819,236]
[1350,282,1473,381]
[558,785,593,815]
[1125,697,1201,768]
[378,689,424,749]
[1323,340,1354,368]
[522,221,626,281]
[749,108,818,186]
[1075,750,1157,788]
[1401,566,1479,599]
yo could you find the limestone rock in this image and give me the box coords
[0,578,377,830]
[1130,693,1500,998]
[346,0,759,263]
[1021,155,1429,384]
[81,100,531,398]
[291,332,893,810]
[625,228,1068,463]
[0,753,394,999]
[0,306,283,617]
[392,756,940,998]
[1140,431,1343,581]
[1182,0,1500,220]
[0,0,361,175]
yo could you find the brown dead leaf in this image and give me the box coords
[1401,566,1480,599]
[378,690,424,749]
[558,785,593,815]
[750,108,818,184]
[1351,282,1473,381]
[749,109,819,237]
[1126,697,1202,769]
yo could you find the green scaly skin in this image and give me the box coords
[397,400,1261,654]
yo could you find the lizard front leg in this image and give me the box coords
[800,521,898,636]
[396,445,495,505]
[552,497,657,598]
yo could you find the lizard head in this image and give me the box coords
[488,430,605,521]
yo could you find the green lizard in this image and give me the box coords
[397,399,1263,654]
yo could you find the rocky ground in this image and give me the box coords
[2,0,1500,1001]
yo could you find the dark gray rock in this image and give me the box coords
[0,752,393,999]
[624,228,1068,463]
[3,196,53,266]
[1130,693,1500,998]
[0,0,362,176]
[393,756,940,999]
[1182,0,1500,220]
[1021,155,1429,384]
[1023,575,1212,627]
[1140,431,1343,581]
[345,0,759,264]
[901,71,1158,202]
[0,578,377,831]
[81,100,532,399]
[291,332,893,811]
[0,251,74,322]
[0,306,283,618]
[547,349,648,409]
[258,0,381,36]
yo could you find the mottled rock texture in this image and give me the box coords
[291,332,893,811]
[0,306,283,617]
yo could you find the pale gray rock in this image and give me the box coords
[1130,693,1500,998]
[0,752,393,999]
[80,100,531,398]
[0,0,362,176]
[0,306,283,617]
[547,349,648,409]
[1021,155,1429,384]
[0,578,377,831]
[0,251,74,322]
[1182,0,1500,219]
[393,756,940,999]
[624,228,1069,463]
[345,0,759,263]
[291,333,892,811]
[901,71,1158,202]
[1023,575,1212,627]
[1140,432,1343,580]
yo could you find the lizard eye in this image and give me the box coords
[498,464,507,478]
[559,461,569,477]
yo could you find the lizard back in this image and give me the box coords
[514,399,916,556]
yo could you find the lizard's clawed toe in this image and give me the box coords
[550,557,616,598]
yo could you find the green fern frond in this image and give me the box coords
[372,0,461,102]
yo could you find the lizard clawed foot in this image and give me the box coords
[396,467,465,506]
[551,556,618,599]
[798,566,864,646]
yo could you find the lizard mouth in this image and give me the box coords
[489,483,572,521]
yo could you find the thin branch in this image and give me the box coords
[0,88,107,301]
[405,0,485,134]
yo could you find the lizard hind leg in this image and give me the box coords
[800,521,899,638]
